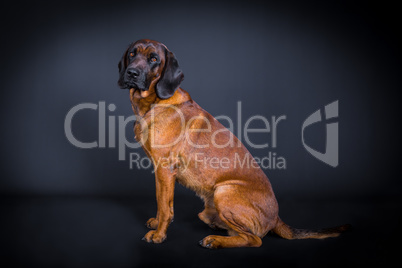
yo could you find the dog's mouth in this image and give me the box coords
[124,77,153,98]
[124,80,147,90]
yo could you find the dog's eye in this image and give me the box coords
[150,57,157,63]
[129,52,135,57]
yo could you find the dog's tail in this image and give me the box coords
[272,217,351,240]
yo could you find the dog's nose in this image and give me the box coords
[127,68,140,78]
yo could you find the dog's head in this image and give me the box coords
[118,39,184,99]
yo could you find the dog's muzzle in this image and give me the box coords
[125,68,148,91]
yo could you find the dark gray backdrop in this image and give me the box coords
[1,0,401,266]
[1,1,399,198]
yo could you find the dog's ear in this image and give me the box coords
[117,43,132,89]
[156,48,184,99]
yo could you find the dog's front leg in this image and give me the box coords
[143,166,175,243]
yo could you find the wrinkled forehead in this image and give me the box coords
[131,40,165,57]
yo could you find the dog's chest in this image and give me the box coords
[133,117,150,145]
[133,121,143,142]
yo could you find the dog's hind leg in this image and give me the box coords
[198,204,263,249]
[199,185,276,249]
[198,195,228,230]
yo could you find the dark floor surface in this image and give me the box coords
[1,193,401,267]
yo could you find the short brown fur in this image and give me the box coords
[118,39,350,249]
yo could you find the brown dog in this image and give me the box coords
[117,39,349,249]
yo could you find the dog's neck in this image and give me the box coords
[129,88,158,117]
[130,88,192,118]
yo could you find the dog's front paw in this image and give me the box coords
[142,230,167,244]
[146,217,159,229]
